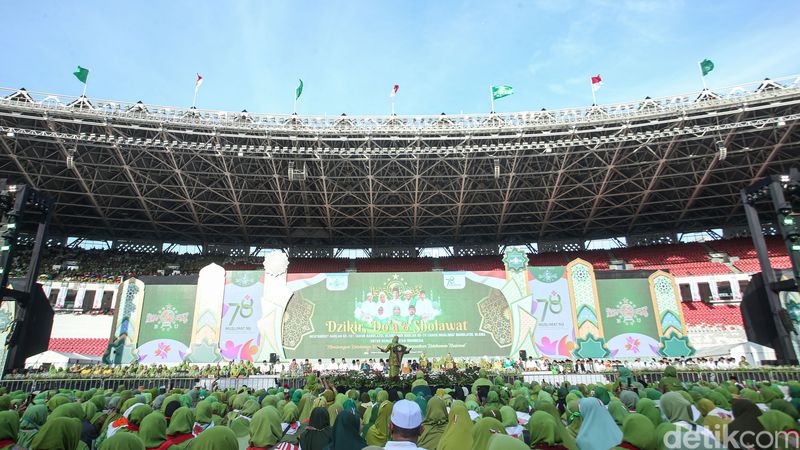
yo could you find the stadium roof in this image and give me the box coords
[0,76,799,248]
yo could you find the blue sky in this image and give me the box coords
[2,0,800,116]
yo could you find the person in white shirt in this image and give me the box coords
[363,399,426,450]
[326,358,338,371]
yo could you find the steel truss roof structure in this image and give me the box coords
[0,76,799,248]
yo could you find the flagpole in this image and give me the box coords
[489,84,495,113]
[391,98,395,115]
[590,78,597,106]
[82,72,89,97]
[293,95,297,114]
[192,88,198,108]
[697,61,708,90]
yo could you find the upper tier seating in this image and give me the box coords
[353,258,435,272]
[48,338,109,356]
[681,301,744,327]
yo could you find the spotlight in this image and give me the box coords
[717,141,727,161]
[5,131,13,138]
[493,158,500,179]
[777,120,787,127]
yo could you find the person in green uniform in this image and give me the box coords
[377,336,410,380]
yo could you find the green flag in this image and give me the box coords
[492,85,513,100]
[700,59,714,77]
[73,66,89,84]
[295,79,303,100]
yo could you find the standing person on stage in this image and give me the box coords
[379,336,410,380]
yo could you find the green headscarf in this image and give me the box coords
[706,390,730,410]
[608,400,629,426]
[329,403,366,450]
[660,392,694,424]
[619,390,639,411]
[771,399,799,420]
[30,416,82,450]
[471,417,506,450]
[291,389,303,405]
[636,398,662,427]
[81,402,97,425]
[499,405,518,429]
[0,410,18,449]
[566,399,583,438]
[138,412,167,449]
[418,396,448,450]
[528,411,558,446]
[282,402,300,423]
[249,406,282,448]
[618,413,656,450]
[644,388,662,401]
[46,395,70,413]
[487,434,529,450]
[298,393,314,423]
[165,407,194,435]
[361,390,388,439]
[504,396,524,415]
[98,432,145,450]
[758,409,799,433]
[229,399,259,438]
[49,403,85,421]
[190,426,238,450]
[18,404,48,448]
[438,401,474,450]
[195,401,213,425]
[740,388,763,404]
[593,386,611,405]
[128,404,153,428]
[365,401,392,447]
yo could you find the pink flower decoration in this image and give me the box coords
[154,342,171,360]
[220,340,242,361]
[624,336,641,353]
[239,339,259,361]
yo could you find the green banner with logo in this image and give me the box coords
[136,284,197,363]
[282,272,512,359]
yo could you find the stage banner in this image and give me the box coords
[218,271,264,361]
[282,272,513,359]
[135,284,197,364]
[528,266,575,358]
[596,278,661,357]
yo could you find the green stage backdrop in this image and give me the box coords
[135,284,197,364]
[282,272,513,358]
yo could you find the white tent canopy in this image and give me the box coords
[694,341,776,366]
[25,351,101,370]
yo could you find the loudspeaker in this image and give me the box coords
[519,350,527,360]
[740,273,776,346]
[5,284,53,371]
[269,353,278,364]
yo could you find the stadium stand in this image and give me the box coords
[47,338,109,356]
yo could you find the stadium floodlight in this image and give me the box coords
[237,149,244,157]
[717,141,727,160]
[5,131,13,138]
[493,158,501,179]
[777,119,787,127]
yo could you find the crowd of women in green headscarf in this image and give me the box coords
[0,367,797,450]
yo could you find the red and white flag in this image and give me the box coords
[195,73,203,93]
[591,75,602,91]
[390,84,399,97]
